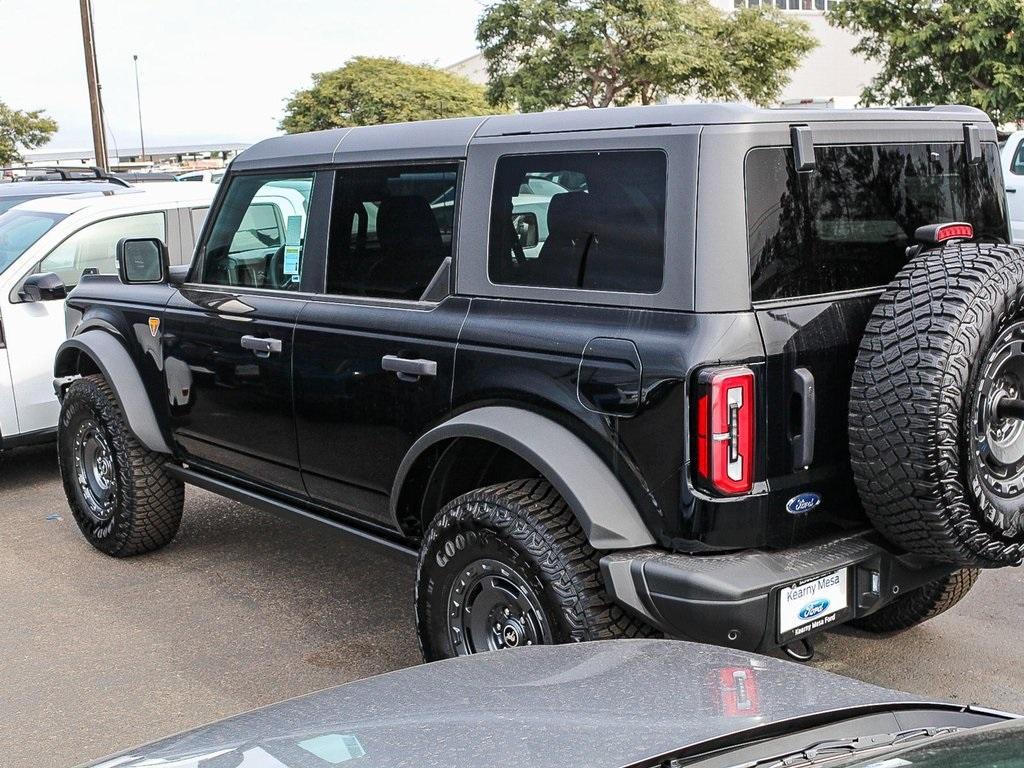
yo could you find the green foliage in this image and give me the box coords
[477,0,816,110]
[0,101,58,165]
[829,0,1024,125]
[280,57,499,133]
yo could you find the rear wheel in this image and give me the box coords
[415,478,650,661]
[59,375,184,557]
[850,569,979,633]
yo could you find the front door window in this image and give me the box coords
[37,212,165,289]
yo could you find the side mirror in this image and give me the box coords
[117,237,169,285]
[512,212,539,249]
[19,272,67,303]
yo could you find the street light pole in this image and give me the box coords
[133,54,146,162]
[78,0,109,172]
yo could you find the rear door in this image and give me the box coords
[292,164,468,527]
[160,171,323,495]
[748,139,1010,538]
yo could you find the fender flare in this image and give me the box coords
[54,330,171,454]
[392,406,656,550]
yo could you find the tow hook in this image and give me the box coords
[782,636,815,662]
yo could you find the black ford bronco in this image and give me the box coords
[54,104,1024,661]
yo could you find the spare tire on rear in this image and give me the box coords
[849,241,1024,568]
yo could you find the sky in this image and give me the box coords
[0,0,485,151]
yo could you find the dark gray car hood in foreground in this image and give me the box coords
[86,640,923,768]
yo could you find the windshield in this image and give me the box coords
[843,719,1024,768]
[0,209,66,274]
[0,194,45,215]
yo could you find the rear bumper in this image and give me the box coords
[601,532,956,652]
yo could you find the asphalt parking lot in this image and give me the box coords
[3,445,1023,768]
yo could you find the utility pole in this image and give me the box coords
[133,54,146,161]
[79,0,109,172]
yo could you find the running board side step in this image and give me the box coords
[165,463,418,558]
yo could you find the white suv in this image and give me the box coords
[0,183,216,451]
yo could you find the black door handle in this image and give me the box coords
[1007,188,1017,194]
[241,335,282,358]
[382,355,437,381]
[790,367,815,471]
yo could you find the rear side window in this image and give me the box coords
[746,143,1008,302]
[325,164,456,301]
[488,151,666,293]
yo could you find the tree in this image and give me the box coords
[828,1,1024,125]
[0,101,58,165]
[281,57,498,133]
[476,0,816,111]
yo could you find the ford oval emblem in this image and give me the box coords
[798,598,830,621]
[786,492,821,515]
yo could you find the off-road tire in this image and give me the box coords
[850,243,1024,567]
[59,375,183,556]
[850,568,979,633]
[415,478,651,661]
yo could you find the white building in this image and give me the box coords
[449,0,877,109]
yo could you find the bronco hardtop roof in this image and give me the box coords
[233,103,990,171]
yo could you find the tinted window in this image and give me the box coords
[488,151,666,293]
[199,173,313,290]
[747,143,1008,302]
[325,164,456,300]
[38,212,165,288]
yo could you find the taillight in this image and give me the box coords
[695,366,755,495]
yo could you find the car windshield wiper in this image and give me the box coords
[740,727,961,768]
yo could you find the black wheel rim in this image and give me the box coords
[446,558,551,656]
[73,419,116,523]
[972,320,1024,504]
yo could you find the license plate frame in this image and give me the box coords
[777,567,851,644]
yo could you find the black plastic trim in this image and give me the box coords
[166,464,417,557]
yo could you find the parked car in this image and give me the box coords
[176,168,226,184]
[54,104,1023,662]
[82,640,1021,768]
[0,183,215,454]
[1000,129,1024,242]
[0,166,130,215]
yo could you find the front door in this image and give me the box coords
[161,170,320,495]
[293,162,467,527]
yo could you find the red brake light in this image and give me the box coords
[695,366,755,495]
[935,223,973,242]
[914,222,974,246]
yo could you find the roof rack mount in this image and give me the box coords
[1,165,130,187]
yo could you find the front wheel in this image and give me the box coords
[415,478,649,661]
[58,375,184,557]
